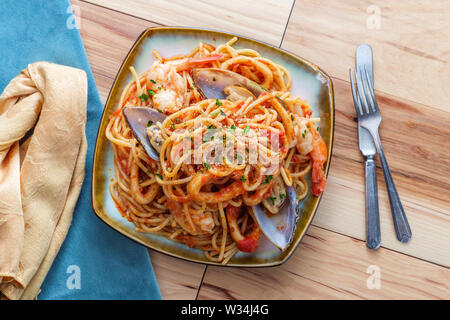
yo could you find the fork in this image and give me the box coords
[355,44,381,249]
[349,67,412,243]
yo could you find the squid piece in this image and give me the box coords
[226,205,261,253]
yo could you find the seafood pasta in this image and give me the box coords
[106,37,327,264]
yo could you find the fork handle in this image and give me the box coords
[365,156,381,249]
[372,132,412,242]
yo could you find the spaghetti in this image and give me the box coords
[106,37,327,264]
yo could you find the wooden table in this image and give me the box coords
[71,0,450,299]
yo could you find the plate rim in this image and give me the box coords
[91,26,335,268]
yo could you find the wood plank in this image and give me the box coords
[198,226,450,300]
[83,0,294,46]
[310,76,450,266]
[149,251,205,299]
[281,0,450,111]
[71,0,206,299]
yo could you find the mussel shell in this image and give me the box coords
[251,186,298,251]
[123,106,166,161]
[191,68,266,99]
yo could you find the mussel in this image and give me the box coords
[123,107,166,161]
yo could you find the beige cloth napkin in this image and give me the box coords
[0,62,88,300]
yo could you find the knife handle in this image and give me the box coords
[365,156,381,249]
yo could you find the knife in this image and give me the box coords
[356,44,381,250]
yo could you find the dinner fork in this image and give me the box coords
[355,44,380,249]
[349,67,412,243]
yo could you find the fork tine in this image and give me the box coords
[362,66,380,113]
[359,66,376,113]
[349,68,363,117]
[355,67,370,115]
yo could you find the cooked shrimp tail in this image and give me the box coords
[309,126,327,196]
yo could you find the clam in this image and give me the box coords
[192,68,299,251]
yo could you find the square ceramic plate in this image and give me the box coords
[92,27,334,267]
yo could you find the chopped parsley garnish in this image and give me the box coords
[317,126,320,132]
[150,79,156,84]
[246,147,249,153]
[158,109,163,113]
[212,112,218,117]
[207,124,216,129]
[240,175,247,182]
[220,109,226,116]
[291,115,294,121]
[243,126,250,134]
[215,99,222,106]
[262,175,273,185]
[230,125,236,131]
[302,129,307,139]
[203,162,211,170]
[147,120,153,127]
[139,93,149,101]
[147,89,155,96]
[269,196,276,205]
[171,123,175,130]
[200,169,204,173]
[156,173,163,179]
[158,86,162,90]
[280,193,286,200]
[212,77,216,81]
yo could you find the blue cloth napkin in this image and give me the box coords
[0,0,161,299]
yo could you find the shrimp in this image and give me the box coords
[309,126,327,196]
[169,54,223,72]
[295,119,313,155]
[226,205,261,252]
[187,172,245,203]
[191,211,215,233]
[147,54,223,113]
[166,201,214,234]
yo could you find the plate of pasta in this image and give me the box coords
[92,27,334,267]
